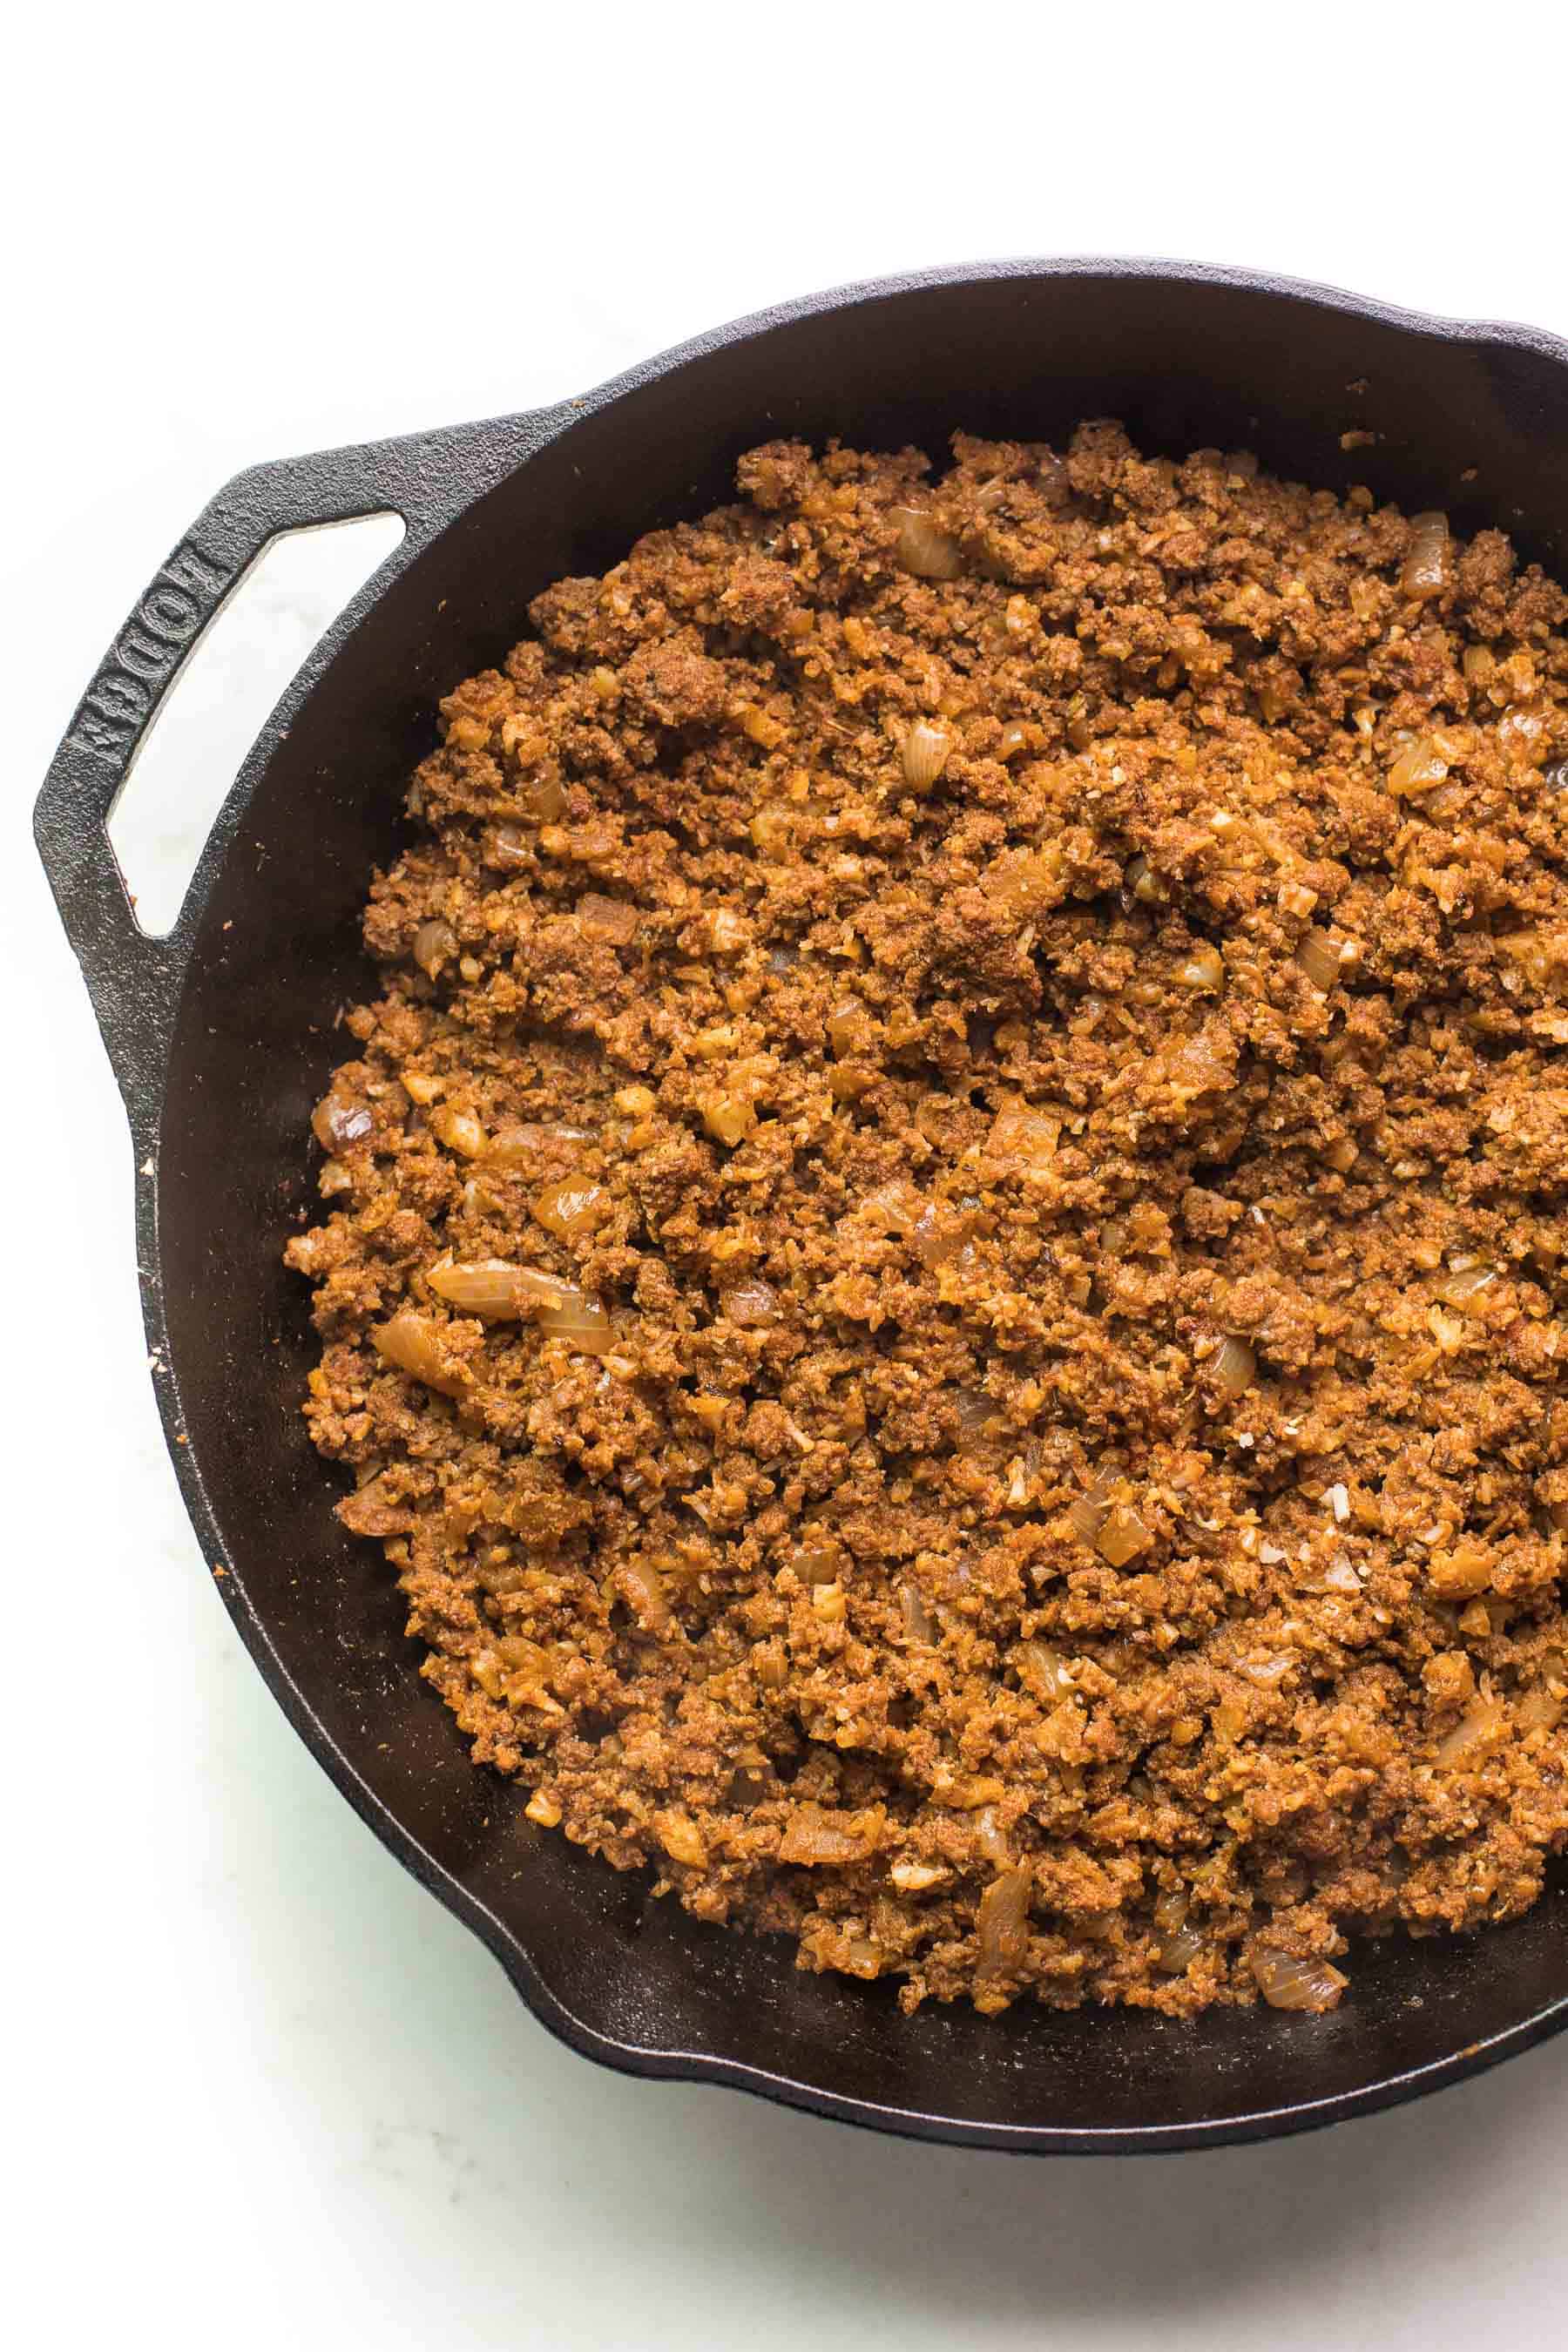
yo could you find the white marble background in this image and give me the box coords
[11,8,1568,2347]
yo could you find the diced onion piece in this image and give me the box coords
[1250,1948,1348,2011]
[576,892,641,944]
[427,1257,608,1351]
[1435,1700,1507,1767]
[889,505,963,581]
[526,774,568,821]
[1434,1264,1497,1307]
[486,1119,596,1165]
[1498,703,1552,767]
[1517,1686,1564,1732]
[429,1258,540,1318]
[1400,510,1450,601]
[1068,1488,1112,1545]
[311,1092,373,1152]
[826,999,868,1056]
[532,1174,608,1239]
[974,1805,1011,1865]
[1387,734,1450,796]
[789,1539,844,1586]
[1296,928,1342,990]
[1015,1640,1074,1701]
[890,1859,948,1893]
[431,1104,488,1158]
[723,1278,778,1327]
[902,720,952,790]
[899,1584,936,1642]
[413,917,457,977]
[986,1105,1060,1165]
[701,1092,756,1147]
[861,1179,925,1234]
[1098,1505,1152,1567]
[1159,1923,1206,1973]
[911,1204,965,1271]
[536,1288,614,1353]
[778,1805,882,1866]
[372,1312,468,1395]
[1239,1652,1295,1688]
[1177,943,1225,991]
[976,1868,1033,1977]
[656,1810,706,1867]
[1463,643,1495,684]
[1152,1889,1189,1934]
[615,1556,670,1632]
[1212,1334,1257,1398]
[951,1386,996,1435]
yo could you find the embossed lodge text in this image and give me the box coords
[67,539,233,759]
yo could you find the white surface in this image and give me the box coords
[10,8,1568,2346]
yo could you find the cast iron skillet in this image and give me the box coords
[35,259,1568,2153]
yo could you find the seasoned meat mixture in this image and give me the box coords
[288,425,1568,2017]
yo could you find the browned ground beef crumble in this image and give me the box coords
[287,424,1568,2017]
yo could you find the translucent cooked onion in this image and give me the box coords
[899,1584,936,1643]
[722,1278,778,1327]
[1250,1948,1348,2011]
[1435,1700,1507,1767]
[1098,1505,1152,1567]
[1159,1923,1206,1973]
[987,1105,1061,1165]
[311,1092,373,1152]
[951,1385,996,1436]
[976,1868,1033,1976]
[1434,1264,1497,1307]
[1296,928,1342,990]
[889,505,963,581]
[372,1312,468,1395]
[1068,1489,1112,1545]
[615,1556,670,1632]
[413,917,457,977]
[431,1104,487,1159]
[974,1805,1011,1865]
[429,1257,542,1317]
[428,1257,610,1350]
[902,720,952,790]
[1239,1652,1295,1688]
[778,1805,880,1866]
[1498,702,1551,766]
[576,892,641,944]
[1177,943,1225,991]
[910,1204,966,1271]
[1401,510,1450,601]
[1517,1686,1564,1731]
[1016,1640,1074,1701]
[487,1119,596,1165]
[532,1174,607,1239]
[861,1179,924,1234]
[536,1289,613,1352]
[1212,1334,1256,1397]
[1387,734,1450,796]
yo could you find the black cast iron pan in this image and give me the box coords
[36,259,1568,2153]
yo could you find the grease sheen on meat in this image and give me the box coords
[287,424,1568,2016]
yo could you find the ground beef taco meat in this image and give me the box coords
[287,423,1568,2018]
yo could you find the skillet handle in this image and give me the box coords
[33,409,567,1125]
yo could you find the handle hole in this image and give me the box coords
[107,511,407,937]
